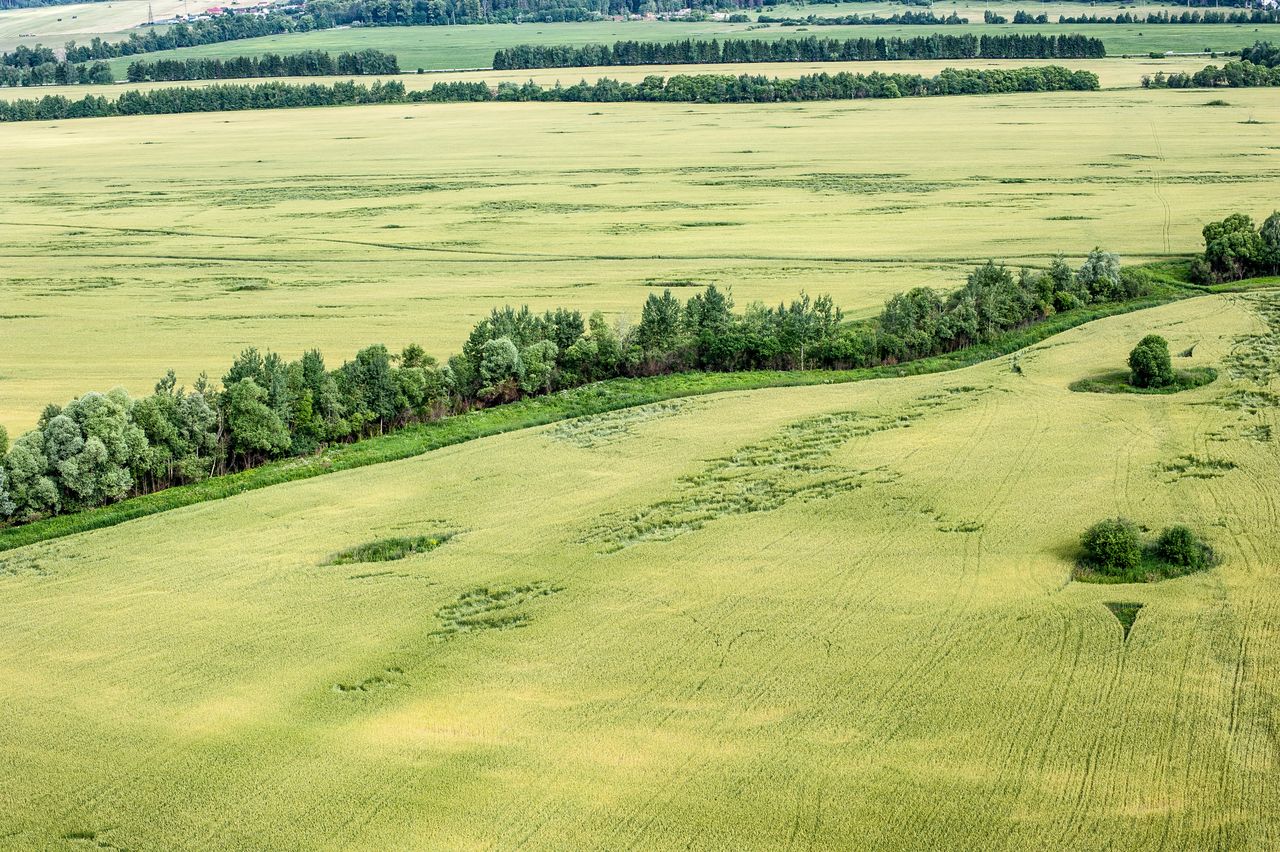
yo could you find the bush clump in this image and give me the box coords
[1081,518,1143,574]
[1076,518,1216,583]
[324,532,455,566]
[1153,524,1215,571]
[1129,334,1175,388]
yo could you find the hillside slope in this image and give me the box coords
[1,292,1277,849]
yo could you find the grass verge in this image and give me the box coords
[0,281,1222,554]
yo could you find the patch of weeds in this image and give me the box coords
[641,278,703,288]
[1069,367,1216,395]
[62,829,122,849]
[324,532,455,566]
[1223,293,1280,383]
[1204,99,1231,106]
[585,392,979,552]
[549,399,705,449]
[1104,602,1143,640]
[1214,388,1280,413]
[939,520,983,533]
[1244,424,1273,443]
[1160,454,1237,481]
[333,666,407,695]
[0,555,47,577]
[1045,215,1095,221]
[431,582,562,638]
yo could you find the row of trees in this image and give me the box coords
[0,79,410,122]
[0,67,1100,121]
[480,67,1099,103]
[1142,60,1280,89]
[493,34,1105,69]
[874,250,1146,362]
[1242,41,1280,67]
[0,60,113,87]
[1189,211,1280,283]
[125,49,399,82]
[307,0,773,26]
[1058,9,1280,24]
[0,251,1137,526]
[755,11,967,26]
[62,14,312,62]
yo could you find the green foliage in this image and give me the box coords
[0,67,1100,124]
[0,283,1183,552]
[1153,525,1215,571]
[1080,518,1143,575]
[492,33,1105,70]
[324,532,454,565]
[1070,366,1217,395]
[1078,520,1217,583]
[1128,334,1175,388]
[126,49,398,83]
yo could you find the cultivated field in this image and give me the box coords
[1,291,1277,848]
[2,86,1278,434]
[97,18,1280,74]
[0,54,1217,95]
[0,0,253,52]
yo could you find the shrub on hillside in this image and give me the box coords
[1081,518,1143,573]
[1153,525,1214,571]
[1129,335,1174,388]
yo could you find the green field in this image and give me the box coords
[2,86,1279,434]
[2,290,1277,848]
[96,18,1280,74]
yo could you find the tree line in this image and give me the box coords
[1058,9,1280,24]
[492,34,1106,69]
[1142,60,1280,89]
[0,249,1140,526]
[0,66,1100,122]
[1188,210,1280,283]
[1142,41,1279,88]
[481,67,1099,102]
[0,60,113,87]
[756,11,967,26]
[61,13,312,63]
[125,49,399,82]
[0,80,411,122]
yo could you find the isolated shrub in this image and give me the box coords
[1081,518,1143,573]
[1128,334,1174,388]
[1153,525,1213,570]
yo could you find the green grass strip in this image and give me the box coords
[0,283,1221,553]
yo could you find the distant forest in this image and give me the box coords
[493,34,1106,69]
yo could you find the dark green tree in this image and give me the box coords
[1128,334,1174,388]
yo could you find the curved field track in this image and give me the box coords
[0,294,1277,849]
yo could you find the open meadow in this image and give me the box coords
[1,291,1278,848]
[2,85,1279,434]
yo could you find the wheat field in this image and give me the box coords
[0,291,1277,848]
[2,87,1279,434]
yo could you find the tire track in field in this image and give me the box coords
[569,391,1000,849]
[652,388,1010,845]
[1148,121,1172,254]
[0,220,1174,267]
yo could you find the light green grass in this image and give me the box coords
[94,18,1280,73]
[2,87,1278,434]
[1,292,1276,848]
